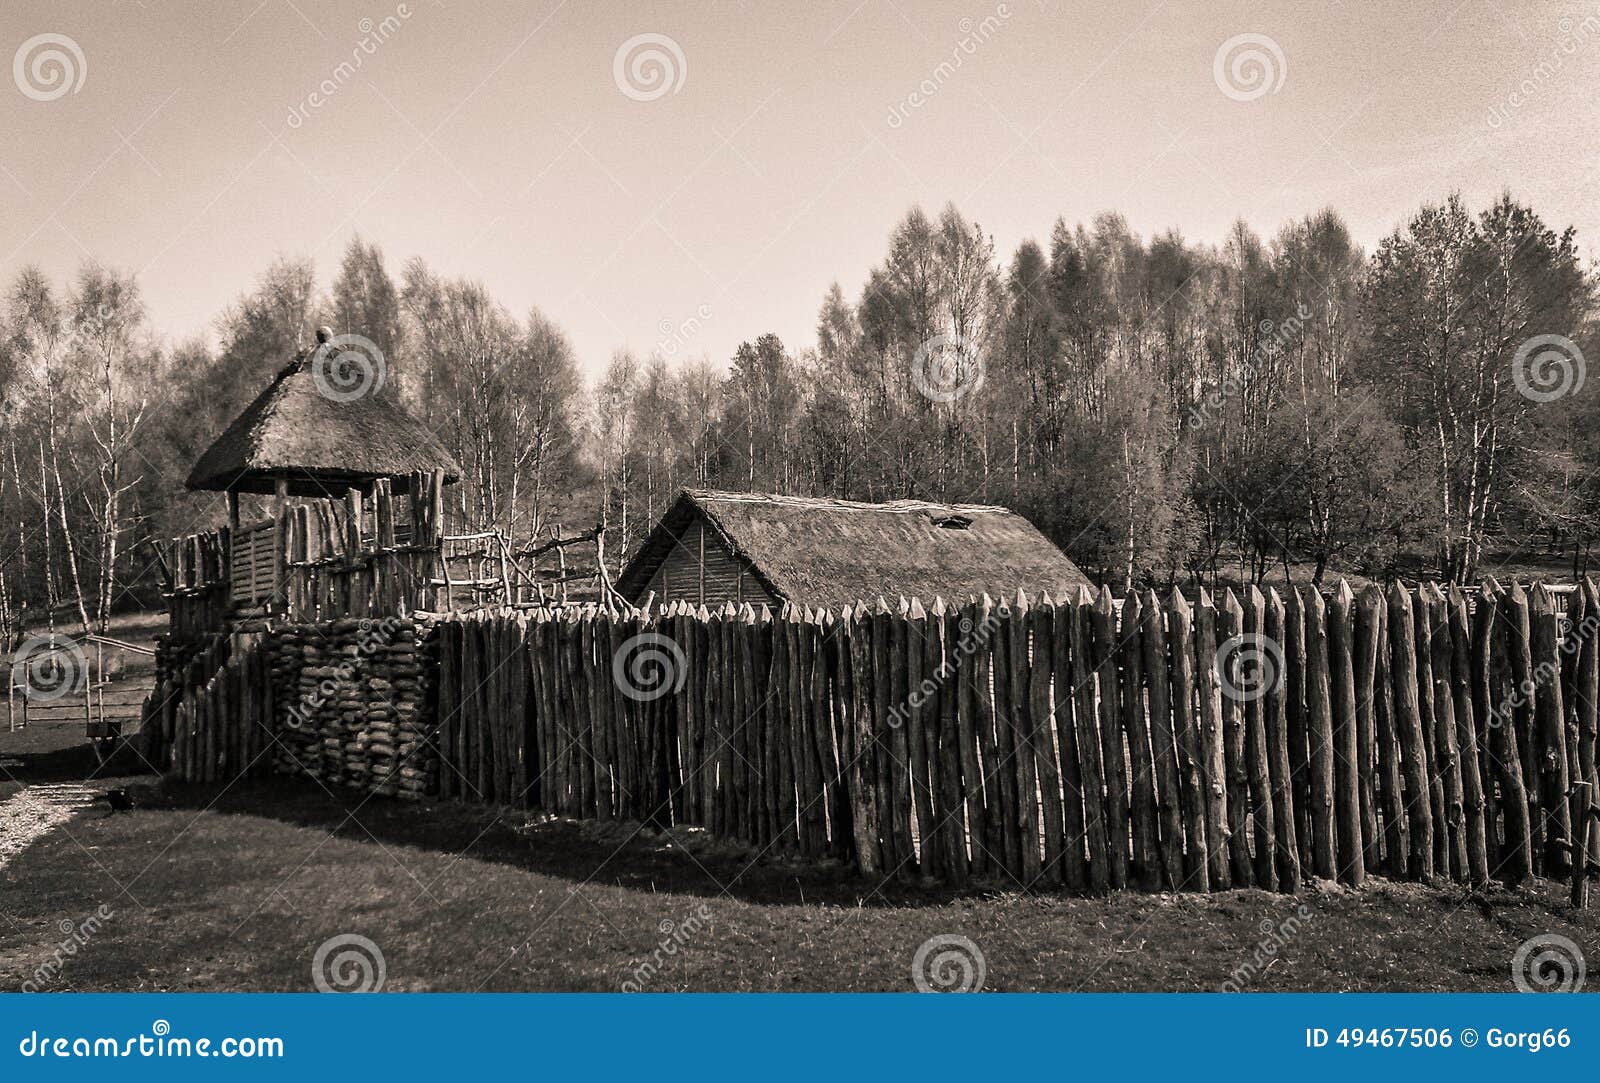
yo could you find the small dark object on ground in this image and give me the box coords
[101,788,135,813]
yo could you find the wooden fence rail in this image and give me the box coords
[427,579,1600,893]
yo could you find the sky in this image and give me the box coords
[3,0,1598,378]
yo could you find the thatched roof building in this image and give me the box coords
[617,490,1091,610]
[186,333,461,497]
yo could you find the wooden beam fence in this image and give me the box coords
[427,580,1600,894]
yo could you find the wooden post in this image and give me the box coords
[1005,592,1041,885]
[1193,588,1230,889]
[1121,592,1161,891]
[1581,579,1600,874]
[1218,589,1253,887]
[1091,586,1129,891]
[1388,583,1435,880]
[1425,584,1467,880]
[1072,588,1109,893]
[1530,583,1573,875]
[1167,589,1209,892]
[1448,586,1490,886]
[1052,595,1086,890]
[1352,582,1382,875]
[1328,581,1363,886]
[1244,586,1277,890]
[1142,589,1185,890]
[1486,584,1534,885]
[1303,587,1337,882]
[1505,582,1544,873]
[1030,595,1065,887]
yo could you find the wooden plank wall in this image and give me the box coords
[430,580,1600,893]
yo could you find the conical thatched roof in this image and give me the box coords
[617,490,1092,608]
[186,348,462,496]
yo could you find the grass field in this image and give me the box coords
[1,768,1594,992]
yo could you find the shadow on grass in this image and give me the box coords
[1,735,154,784]
[138,772,1004,910]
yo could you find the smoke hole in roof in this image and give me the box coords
[932,514,972,531]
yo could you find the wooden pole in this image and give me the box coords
[1388,583,1434,880]
[1142,589,1184,890]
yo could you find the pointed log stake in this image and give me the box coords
[1448,585,1490,886]
[1167,588,1209,892]
[1053,595,1087,891]
[1582,579,1600,874]
[1194,587,1230,889]
[1351,581,1382,875]
[1327,581,1363,886]
[1071,587,1109,894]
[1260,591,1299,889]
[1388,583,1435,880]
[1030,595,1065,887]
[1368,584,1406,879]
[1303,586,1337,882]
[1007,592,1042,885]
[1505,582,1543,873]
[1243,586,1277,890]
[1486,585,1533,885]
[1092,586,1130,890]
[1530,583,1573,874]
[1426,585,1467,880]
[1218,588,1253,888]
[1121,592,1162,891]
[1142,589,1185,890]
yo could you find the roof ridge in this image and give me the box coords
[684,489,1014,515]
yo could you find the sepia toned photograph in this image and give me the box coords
[0,0,1596,1017]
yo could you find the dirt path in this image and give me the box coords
[0,783,98,873]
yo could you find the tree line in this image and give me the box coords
[1,191,1595,643]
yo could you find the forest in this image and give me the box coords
[0,190,1596,642]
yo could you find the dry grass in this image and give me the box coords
[0,771,1594,992]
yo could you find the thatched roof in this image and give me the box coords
[186,349,462,496]
[618,490,1092,608]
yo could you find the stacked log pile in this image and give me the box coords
[267,616,435,800]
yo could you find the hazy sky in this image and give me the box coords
[4,0,1598,376]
